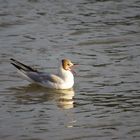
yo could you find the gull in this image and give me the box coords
[10,58,77,89]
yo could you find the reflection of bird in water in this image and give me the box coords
[10,58,77,89]
[56,89,75,109]
[10,84,75,109]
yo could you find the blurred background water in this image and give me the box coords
[0,0,140,140]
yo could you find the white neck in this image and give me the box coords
[58,65,74,82]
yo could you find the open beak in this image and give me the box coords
[70,63,78,75]
[73,63,79,66]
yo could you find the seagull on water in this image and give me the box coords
[10,58,77,89]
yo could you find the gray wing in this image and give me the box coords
[27,72,63,84]
[10,58,62,84]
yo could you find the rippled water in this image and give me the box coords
[0,0,140,139]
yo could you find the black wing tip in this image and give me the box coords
[10,58,13,60]
[10,58,17,63]
[10,58,38,72]
[11,62,21,70]
[10,58,17,62]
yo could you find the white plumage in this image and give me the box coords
[10,58,76,89]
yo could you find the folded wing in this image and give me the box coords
[10,58,63,84]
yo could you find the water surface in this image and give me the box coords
[0,0,140,140]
